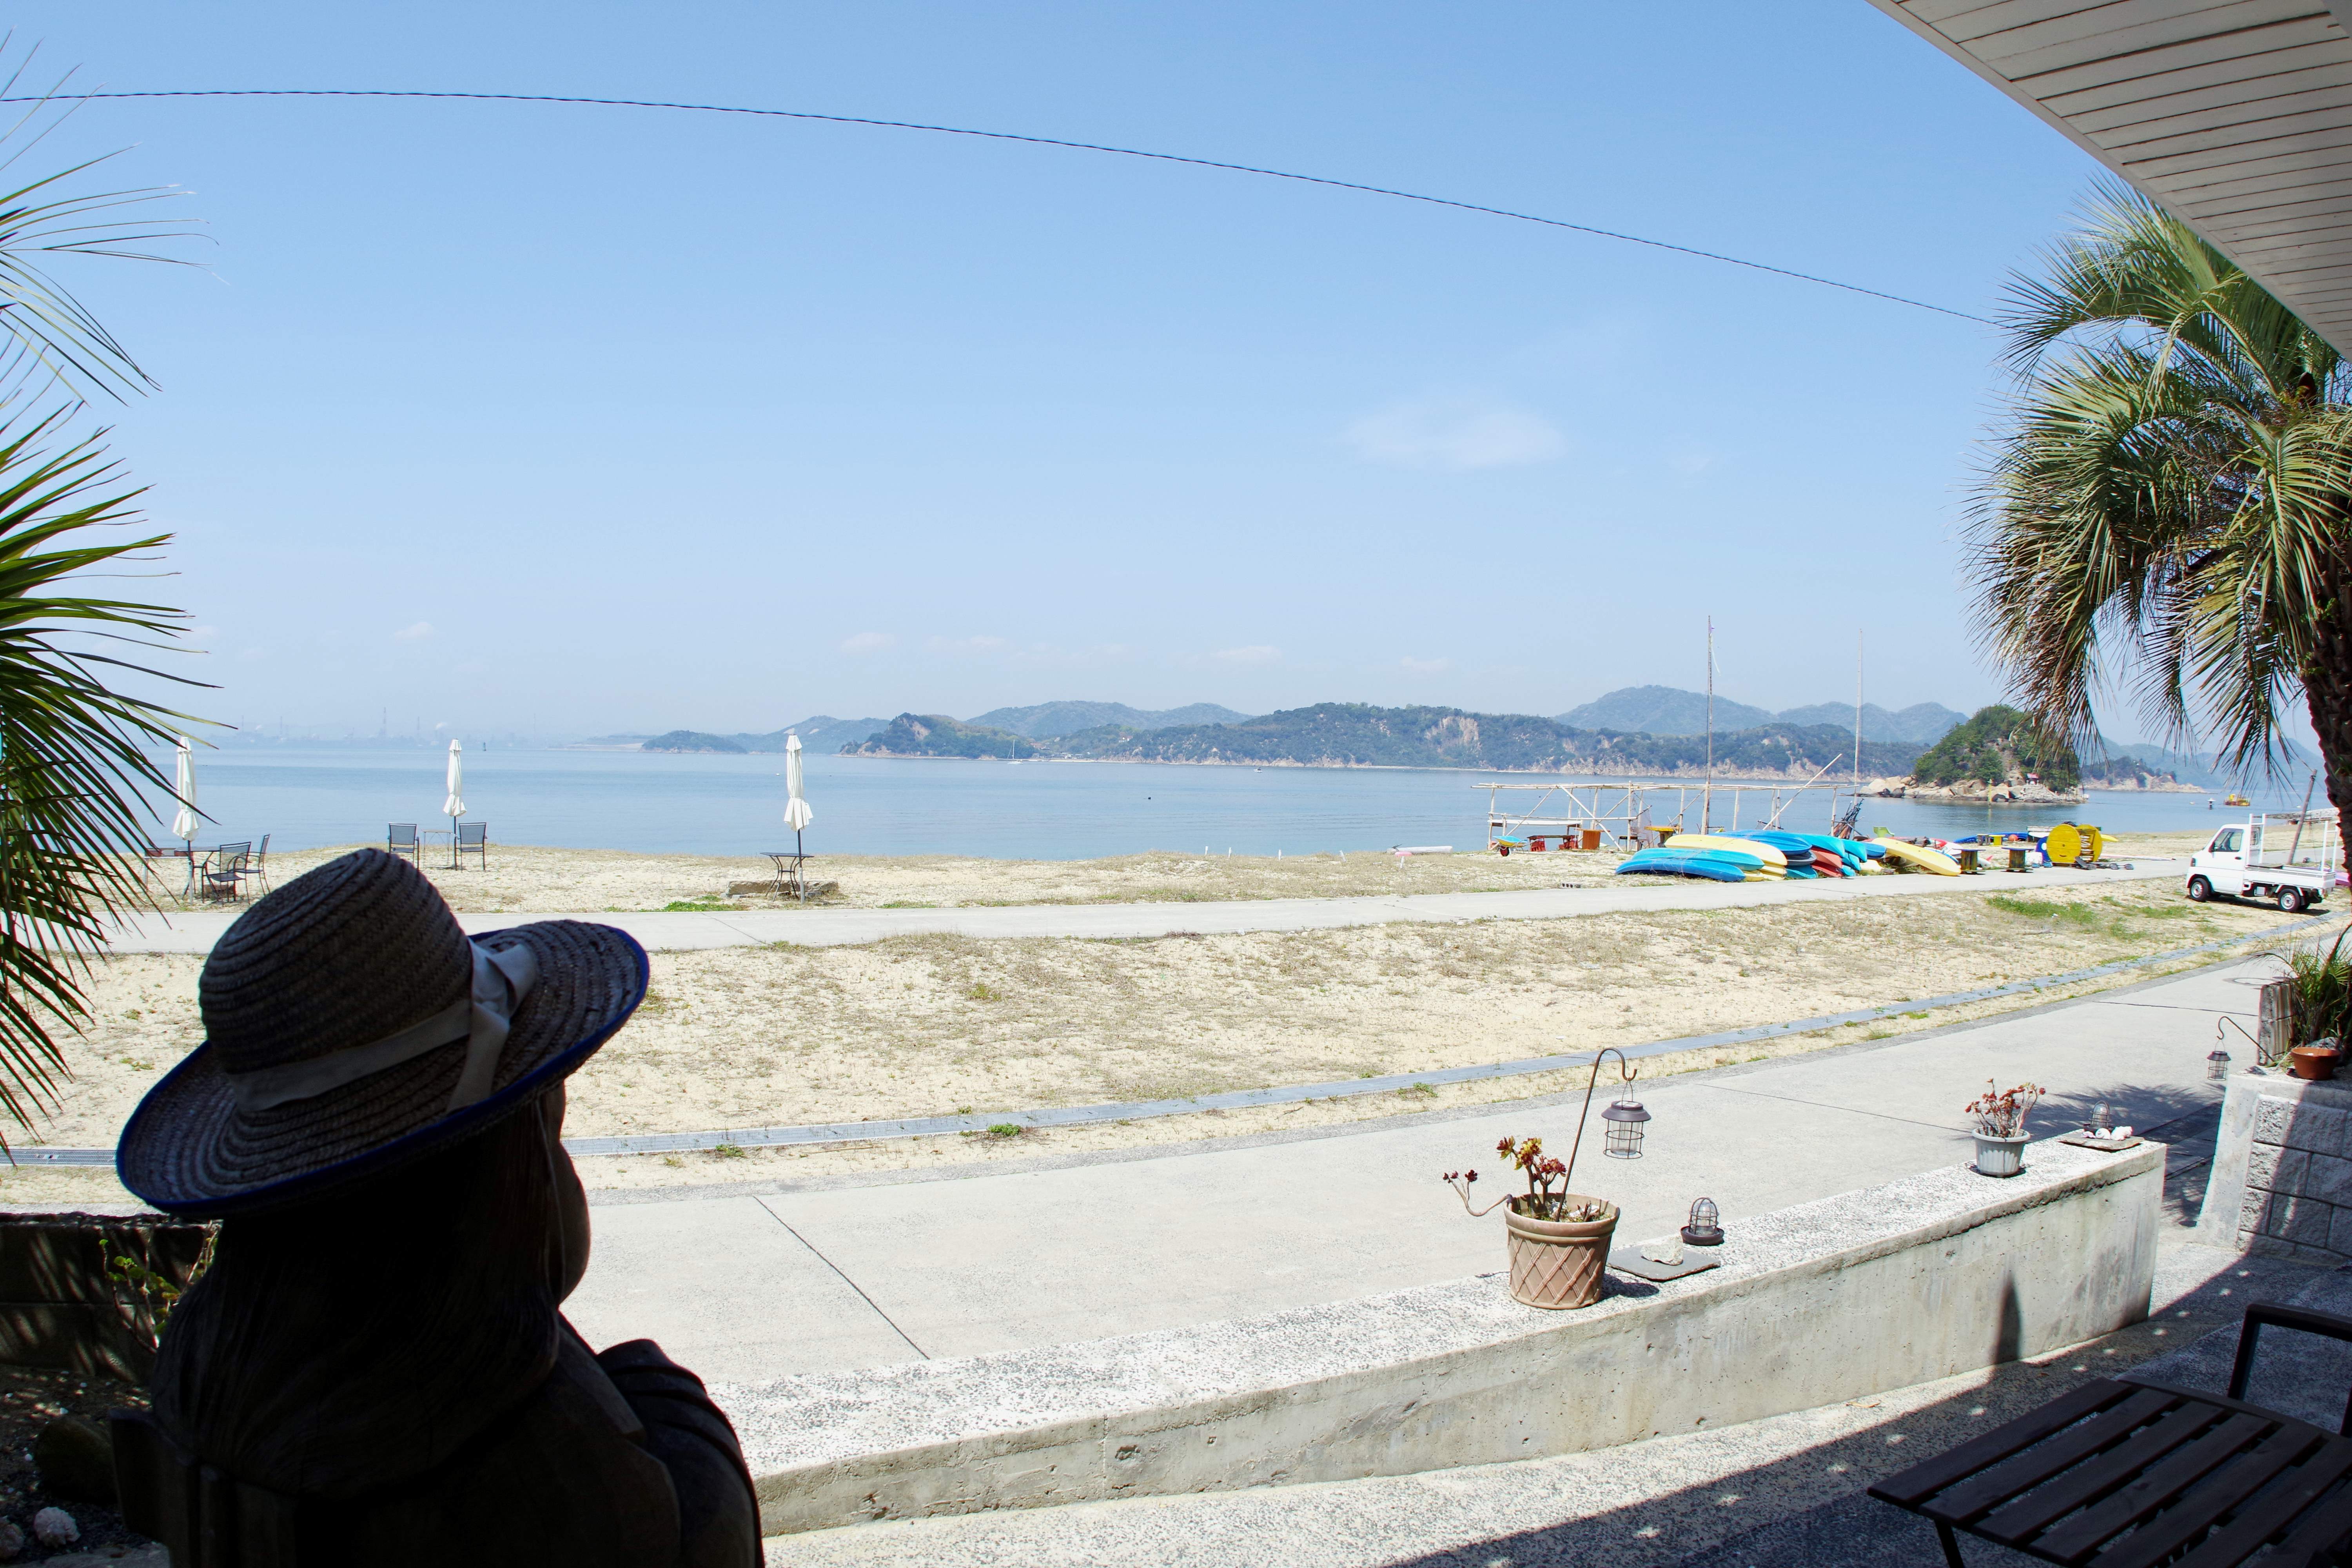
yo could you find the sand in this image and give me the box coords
[118,841,1753,915]
[2,873,2302,1208]
[122,825,2210,916]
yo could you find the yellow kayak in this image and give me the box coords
[1662,833,1788,873]
[1874,838,1961,876]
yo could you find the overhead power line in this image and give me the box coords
[16,87,1994,325]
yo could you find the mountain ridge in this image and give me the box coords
[1557,686,1966,745]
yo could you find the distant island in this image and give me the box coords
[845,702,1924,778]
[617,685,2216,787]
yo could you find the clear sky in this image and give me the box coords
[18,2,2125,740]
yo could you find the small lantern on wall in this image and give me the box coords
[1682,1197,1723,1247]
[2208,1048,2232,1081]
[1601,1096,1650,1159]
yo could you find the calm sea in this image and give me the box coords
[142,747,2306,861]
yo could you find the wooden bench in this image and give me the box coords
[1869,1303,2352,1565]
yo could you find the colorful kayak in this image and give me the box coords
[1661,834,1788,871]
[1617,848,1752,883]
[1875,837,1962,876]
[1810,848,1847,876]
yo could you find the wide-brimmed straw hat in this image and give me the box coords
[118,848,648,1218]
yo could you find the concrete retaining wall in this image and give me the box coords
[2195,1069,2352,1261]
[721,1141,2160,1536]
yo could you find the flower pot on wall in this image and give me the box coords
[2291,1044,2343,1081]
[1504,1196,1618,1308]
[1971,1133,2030,1178]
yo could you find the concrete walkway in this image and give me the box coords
[96,858,2180,953]
[564,950,2261,1389]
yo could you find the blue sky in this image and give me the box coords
[21,2,2123,739]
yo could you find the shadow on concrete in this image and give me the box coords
[1379,1254,2325,1568]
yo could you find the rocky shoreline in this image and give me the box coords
[1857,775,2087,805]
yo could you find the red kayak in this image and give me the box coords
[1811,848,1847,877]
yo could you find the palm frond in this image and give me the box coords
[0,410,206,1145]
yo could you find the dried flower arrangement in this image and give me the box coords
[1444,1135,1608,1223]
[1964,1080,2045,1140]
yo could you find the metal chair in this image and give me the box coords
[234,833,272,898]
[388,823,420,865]
[454,821,487,870]
[199,843,250,904]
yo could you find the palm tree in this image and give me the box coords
[1971,182,2352,821]
[0,71,201,1145]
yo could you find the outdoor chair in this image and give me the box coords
[1869,1299,2352,1566]
[198,843,251,904]
[387,823,420,865]
[234,833,272,898]
[455,821,487,870]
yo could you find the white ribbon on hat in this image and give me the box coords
[223,940,541,1114]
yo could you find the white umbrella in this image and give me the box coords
[442,740,465,866]
[170,736,199,849]
[783,733,813,902]
[784,733,814,835]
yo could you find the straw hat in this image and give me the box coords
[118,849,648,1217]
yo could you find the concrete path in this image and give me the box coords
[96,858,2181,953]
[564,952,2264,1388]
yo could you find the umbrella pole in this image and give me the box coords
[796,827,805,903]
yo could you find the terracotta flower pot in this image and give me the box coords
[2292,1045,2343,1082]
[1504,1195,1619,1309]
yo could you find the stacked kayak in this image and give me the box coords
[1749,831,1829,878]
[1615,846,1760,883]
[1660,834,1788,877]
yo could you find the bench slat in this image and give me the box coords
[1868,1380,2134,1508]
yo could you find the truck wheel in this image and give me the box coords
[2187,877,2211,902]
[2279,886,2302,912]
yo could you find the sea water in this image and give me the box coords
[144,747,2307,860]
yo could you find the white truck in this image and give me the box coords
[2185,810,2337,912]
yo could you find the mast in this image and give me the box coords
[1855,630,1863,790]
[1704,617,1715,833]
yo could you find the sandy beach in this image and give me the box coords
[4,862,2301,1207]
[122,831,2205,916]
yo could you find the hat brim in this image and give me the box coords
[116,920,648,1218]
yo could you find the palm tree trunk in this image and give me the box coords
[2307,560,2352,828]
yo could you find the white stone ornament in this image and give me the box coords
[31,1507,77,1547]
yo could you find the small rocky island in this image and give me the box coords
[1860,704,2090,804]
[1855,704,2198,800]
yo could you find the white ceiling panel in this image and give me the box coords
[1869,0,2352,351]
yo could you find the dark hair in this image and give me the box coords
[151,1094,571,1499]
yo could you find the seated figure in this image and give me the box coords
[112,848,760,1567]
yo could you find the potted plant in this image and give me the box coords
[1445,1138,1616,1309]
[1964,1080,2044,1177]
[1443,1049,1647,1309]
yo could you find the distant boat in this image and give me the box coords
[2226,792,2250,806]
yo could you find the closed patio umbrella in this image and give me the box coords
[783,733,813,902]
[442,740,464,866]
[170,737,199,853]
[784,733,813,840]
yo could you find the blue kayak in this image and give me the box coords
[1618,848,1754,883]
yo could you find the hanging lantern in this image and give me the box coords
[2207,1048,2232,1082]
[1601,1096,1650,1158]
[1682,1197,1722,1247]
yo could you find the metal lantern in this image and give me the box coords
[2207,1048,2232,1081]
[2089,1102,2113,1134]
[1682,1196,1723,1247]
[1600,1096,1650,1159]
